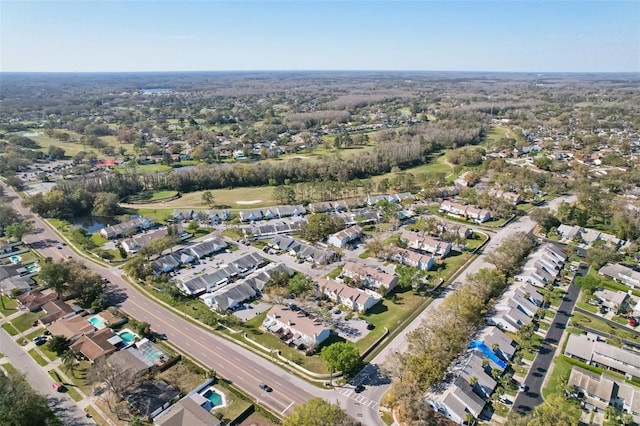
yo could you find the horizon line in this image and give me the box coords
[1,69,639,75]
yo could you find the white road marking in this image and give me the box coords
[281,401,295,414]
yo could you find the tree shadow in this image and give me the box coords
[352,363,392,386]
[105,282,128,306]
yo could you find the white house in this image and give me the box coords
[400,232,451,258]
[389,249,435,271]
[317,278,380,312]
[327,225,363,248]
[100,217,154,239]
[593,289,629,313]
[341,262,398,295]
[263,305,330,350]
[440,200,492,223]
[599,263,640,289]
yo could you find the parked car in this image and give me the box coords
[259,383,272,392]
[354,384,365,393]
[52,382,65,393]
[33,336,47,346]
[365,321,375,330]
[333,309,341,315]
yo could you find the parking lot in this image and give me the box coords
[330,309,373,343]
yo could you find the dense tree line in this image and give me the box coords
[0,371,62,426]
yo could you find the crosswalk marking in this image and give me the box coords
[337,387,379,410]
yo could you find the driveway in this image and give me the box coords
[0,328,95,425]
[512,282,580,414]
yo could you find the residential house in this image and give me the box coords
[557,224,581,242]
[195,209,230,223]
[439,200,492,223]
[427,377,487,424]
[569,366,640,421]
[122,379,180,420]
[487,188,521,205]
[152,254,182,275]
[122,227,191,254]
[154,382,222,426]
[327,225,363,248]
[436,221,472,239]
[242,217,306,240]
[317,278,381,313]
[332,209,380,226]
[599,264,640,289]
[99,217,154,239]
[69,328,118,362]
[47,315,96,341]
[308,202,333,213]
[16,289,57,312]
[199,281,257,312]
[263,305,331,350]
[565,333,640,380]
[593,289,629,313]
[186,238,227,259]
[514,243,566,288]
[239,209,263,222]
[0,263,34,295]
[400,232,452,258]
[40,299,75,325]
[107,347,156,379]
[486,299,534,333]
[389,249,435,271]
[275,205,306,218]
[341,262,398,295]
[268,235,338,265]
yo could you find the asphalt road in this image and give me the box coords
[512,282,580,414]
[0,328,95,425]
[3,184,578,423]
[348,194,577,425]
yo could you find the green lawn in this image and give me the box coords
[381,411,394,426]
[126,190,179,203]
[537,321,550,331]
[11,311,44,333]
[432,250,473,282]
[40,345,59,362]
[28,348,49,366]
[0,295,19,316]
[48,369,83,402]
[25,328,45,340]
[1,362,18,376]
[2,323,19,336]
[492,402,510,418]
[62,360,93,396]
[521,334,543,361]
[127,186,278,209]
[570,312,640,344]
[544,287,566,308]
[84,406,109,426]
[115,163,172,173]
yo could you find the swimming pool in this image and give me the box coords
[468,340,507,370]
[137,341,167,362]
[26,263,40,273]
[117,329,137,345]
[9,255,21,264]
[88,315,107,329]
[199,386,226,409]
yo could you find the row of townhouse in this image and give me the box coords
[267,235,338,265]
[435,221,473,239]
[566,333,640,380]
[308,199,362,213]
[486,188,522,205]
[486,282,544,332]
[242,217,306,240]
[569,366,640,422]
[239,205,306,222]
[172,209,230,223]
[327,225,363,248]
[177,252,267,296]
[100,217,155,239]
[514,243,567,288]
[557,224,624,248]
[121,226,192,254]
[200,263,293,312]
[388,248,436,271]
[316,278,381,312]
[599,263,640,289]
[439,200,492,223]
[263,305,331,351]
[364,193,415,206]
[331,208,381,226]
[427,327,517,424]
[399,231,452,258]
[152,238,227,275]
[341,261,398,295]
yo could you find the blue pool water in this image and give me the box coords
[468,340,507,369]
[26,263,40,273]
[118,330,136,345]
[203,389,223,406]
[88,316,107,329]
[9,255,21,264]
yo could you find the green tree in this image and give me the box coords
[61,349,77,377]
[529,207,560,234]
[48,335,71,356]
[273,185,296,204]
[201,190,215,208]
[3,220,34,241]
[530,394,581,426]
[91,192,120,217]
[0,371,62,426]
[283,397,356,426]
[39,259,70,298]
[288,274,313,296]
[300,213,344,243]
[321,342,360,381]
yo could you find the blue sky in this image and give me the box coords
[2,1,639,72]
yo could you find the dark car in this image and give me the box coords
[354,384,365,393]
[259,383,272,392]
[333,309,341,315]
[365,321,375,330]
[33,336,47,346]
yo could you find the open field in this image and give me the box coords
[20,130,132,157]
[122,186,278,210]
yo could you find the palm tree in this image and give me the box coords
[469,376,479,387]
[61,350,76,377]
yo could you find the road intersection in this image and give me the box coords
[1,183,577,424]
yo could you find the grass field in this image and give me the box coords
[1,323,19,336]
[24,130,131,158]
[0,295,19,317]
[115,163,172,173]
[28,348,48,366]
[1,362,18,376]
[124,186,278,210]
[10,311,44,333]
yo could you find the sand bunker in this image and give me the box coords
[236,200,262,205]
